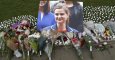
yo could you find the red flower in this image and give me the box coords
[71,38,78,44]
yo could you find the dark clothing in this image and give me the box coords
[68,4,83,32]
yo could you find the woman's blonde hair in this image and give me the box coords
[53,3,70,24]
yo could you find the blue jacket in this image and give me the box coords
[37,12,56,31]
[42,24,79,33]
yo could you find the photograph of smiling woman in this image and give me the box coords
[43,3,78,33]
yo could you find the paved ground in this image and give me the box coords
[0,41,115,60]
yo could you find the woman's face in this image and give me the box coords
[54,8,69,24]
[39,1,47,7]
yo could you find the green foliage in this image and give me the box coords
[84,0,115,6]
[29,38,38,54]
[0,0,39,21]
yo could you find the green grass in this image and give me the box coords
[0,0,39,21]
[84,0,115,6]
[0,0,114,21]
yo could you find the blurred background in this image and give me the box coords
[0,0,39,21]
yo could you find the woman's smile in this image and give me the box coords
[54,9,68,24]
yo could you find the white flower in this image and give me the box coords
[28,32,40,39]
